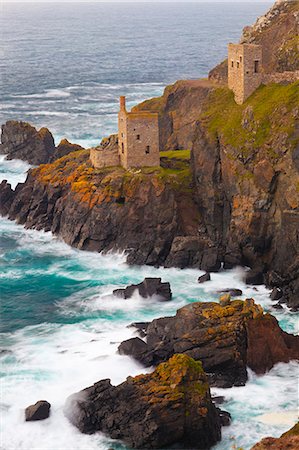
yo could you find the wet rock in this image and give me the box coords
[217,409,231,427]
[0,180,14,216]
[245,269,264,285]
[272,303,283,310]
[127,322,149,338]
[25,400,51,421]
[64,354,222,449]
[217,288,243,297]
[113,278,172,301]
[198,272,211,283]
[270,287,283,301]
[119,299,299,388]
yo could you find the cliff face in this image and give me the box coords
[0,149,221,271]
[191,82,299,308]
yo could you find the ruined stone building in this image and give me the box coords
[228,42,299,104]
[90,96,160,169]
[228,43,263,104]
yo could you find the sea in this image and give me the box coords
[0,2,298,450]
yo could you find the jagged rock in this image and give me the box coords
[270,287,283,301]
[25,400,51,421]
[0,180,14,216]
[113,278,172,301]
[272,303,283,310]
[119,299,299,388]
[0,121,55,165]
[198,272,211,283]
[251,421,299,449]
[52,139,83,161]
[64,354,222,449]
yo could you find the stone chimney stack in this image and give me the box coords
[120,96,126,111]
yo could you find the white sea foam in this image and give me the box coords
[0,155,32,188]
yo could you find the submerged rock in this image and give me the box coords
[25,400,51,421]
[64,354,222,449]
[198,272,211,283]
[113,278,172,301]
[119,299,299,388]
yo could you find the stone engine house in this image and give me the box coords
[228,43,263,104]
[118,96,160,169]
[90,96,160,170]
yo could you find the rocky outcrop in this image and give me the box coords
[25,400,51,421]
[119,299,299,388]
[52,139,83,161]
[113,278,172,301]
[0,121,84,165]
[0,121,55,165]
[133,79,216,152]
[251,421,299,449]
[64,354,222,449]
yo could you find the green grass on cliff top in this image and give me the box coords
[201,81,299,153]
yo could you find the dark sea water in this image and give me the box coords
[1,3,298,450]
[1,1,271,147]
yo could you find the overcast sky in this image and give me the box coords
[1,0,273,3]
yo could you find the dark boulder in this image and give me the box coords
[113,278,172,301]
[0,180,14,216]
[198,272,211,283]
[119,299,299,388]
[217,288,243,297]
[25,400,51,421]
[0,121,55,165]
[270,287,283,301]
[64,354,222,449]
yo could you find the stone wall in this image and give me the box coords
[263,70,299,84]
[90,147,119,168]
[124,113,160,168]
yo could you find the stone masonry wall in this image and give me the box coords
[124,113,160,169]
[263,70,299,84]
[90,147,119,168]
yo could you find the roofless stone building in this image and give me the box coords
[90,96,160,169]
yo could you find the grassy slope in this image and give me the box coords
[200,81,299,157]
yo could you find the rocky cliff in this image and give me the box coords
[0,121,83,164]
[1,149,222,270]
[118,298,299,388]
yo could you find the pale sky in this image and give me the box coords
[1,0,274,3]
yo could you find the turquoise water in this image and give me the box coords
[0,156,298,450]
